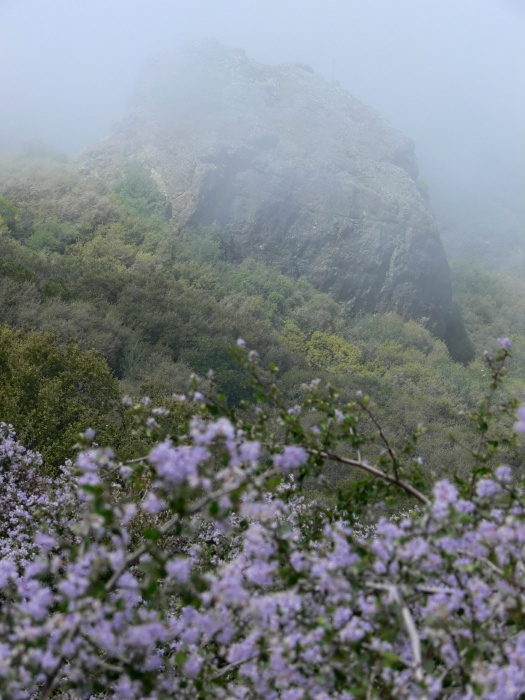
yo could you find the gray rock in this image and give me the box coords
[81,39,473,362]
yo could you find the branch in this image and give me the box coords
[309,449,430,506]
[368,583,426,696]
[209,653,259,680]
[359,402,400,479]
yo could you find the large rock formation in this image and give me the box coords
[81,40,473,362]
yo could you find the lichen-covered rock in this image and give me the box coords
[81,40,473,362]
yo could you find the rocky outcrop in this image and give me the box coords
[81,40,473,362]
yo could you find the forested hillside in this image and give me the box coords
[1,1,522,693]
[1,147,524,481]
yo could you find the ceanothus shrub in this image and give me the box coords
[0,339,524,698]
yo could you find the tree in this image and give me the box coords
[307,330,363,374]
[0,325,120,469]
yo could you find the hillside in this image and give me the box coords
[1,144,524,482]
[2,45,525,479]
[79,40,473,363]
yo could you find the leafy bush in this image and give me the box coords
[113,163,170,223]
[27,214,78,253]
[0,340,524,697]
[306,331,363,374]
[0,325,121,468]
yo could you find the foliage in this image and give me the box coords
[306,331,363,374]
[27,214,78,253]
[0,149,524,480]
[112,163,170,224]
[0,342,524,698]
[0,325,120,468]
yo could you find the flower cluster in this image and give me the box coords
[0,343,525,698]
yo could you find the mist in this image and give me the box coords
[1,0,524,260]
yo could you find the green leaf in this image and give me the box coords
[143,528,160,541]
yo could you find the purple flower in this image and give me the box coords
[239,441,260,464]
[432,480,458,520]
[166,558,191,583]
[515,406,525,433]
[149,441,208,484]
[191,417,235,445]
[119,465,133,479]
[0,559,17,587]
[18,584,53,620]
[497,337,512,350]
[476,479,501,499]
[244,561,276,586]
[35,533,56,552]
[496,465,512,483]
[76,451,99,473]
[236,338,246,348]
[78,471,100,487]
[340,616,372,642]
[274,446,307,471]
[456,499,475,514]
[141,491,167,514]
[184,653,203,678]
[399,537,429,560]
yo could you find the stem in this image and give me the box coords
[457,549,504,577]
[469,350,509,495]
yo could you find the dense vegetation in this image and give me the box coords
[0,147,524,482]
[1,339,525,698]
[1,145,525,697]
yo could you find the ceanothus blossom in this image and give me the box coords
[149,439,209,485]
[515,405,525,433]
[2,389,525,700]
[273,445,308,471]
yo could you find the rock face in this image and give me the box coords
[82,40,473,362]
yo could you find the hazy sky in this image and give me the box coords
[1,0,524,198]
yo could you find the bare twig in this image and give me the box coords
[366,668,377,699]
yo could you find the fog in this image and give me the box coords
[1,0,524,257]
